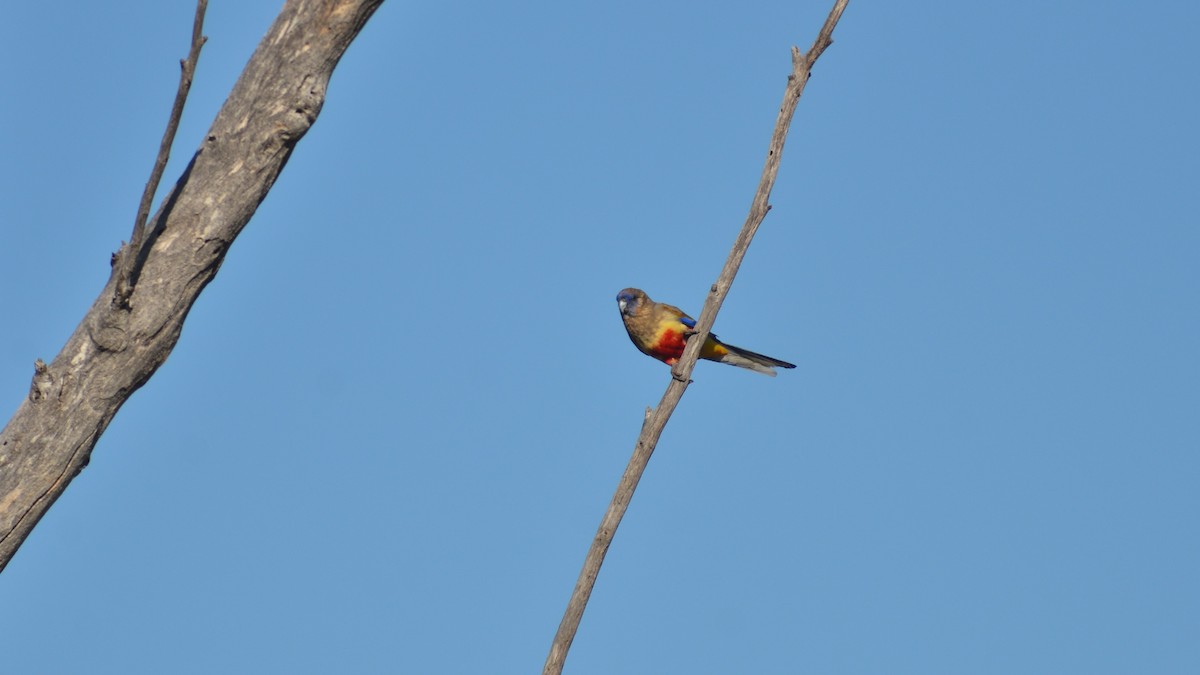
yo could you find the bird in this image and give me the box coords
[616,287,795,376]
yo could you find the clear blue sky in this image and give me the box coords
[2,1,1198,673]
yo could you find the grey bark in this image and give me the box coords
[0,0,384,573]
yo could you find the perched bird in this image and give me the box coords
[616,287,795,376]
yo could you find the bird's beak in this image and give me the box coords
[618,298,628,314]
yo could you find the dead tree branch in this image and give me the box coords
[0,0,384,573]
[543,1,849,672]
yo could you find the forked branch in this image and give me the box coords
[0,0,384,573]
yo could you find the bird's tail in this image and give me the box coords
[711,342,796,377]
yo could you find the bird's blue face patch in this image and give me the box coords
[617,291,638,315]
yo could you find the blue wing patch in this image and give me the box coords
[678,315,696,329]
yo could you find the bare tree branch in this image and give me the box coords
[113,0,209,309]
[0,0,384,573]
[543,1,850,671]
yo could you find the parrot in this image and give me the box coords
[616,287,795,376]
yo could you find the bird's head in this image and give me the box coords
[616,288,647,317]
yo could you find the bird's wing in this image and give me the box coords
[656,302,695,328]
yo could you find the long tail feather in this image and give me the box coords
[712,343,796,376]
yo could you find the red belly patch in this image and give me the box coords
[649,329,687,364]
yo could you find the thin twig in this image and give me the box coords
[114,0,208,307]
[542,1,849,672]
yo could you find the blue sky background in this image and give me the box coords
[2,1,1198,673]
